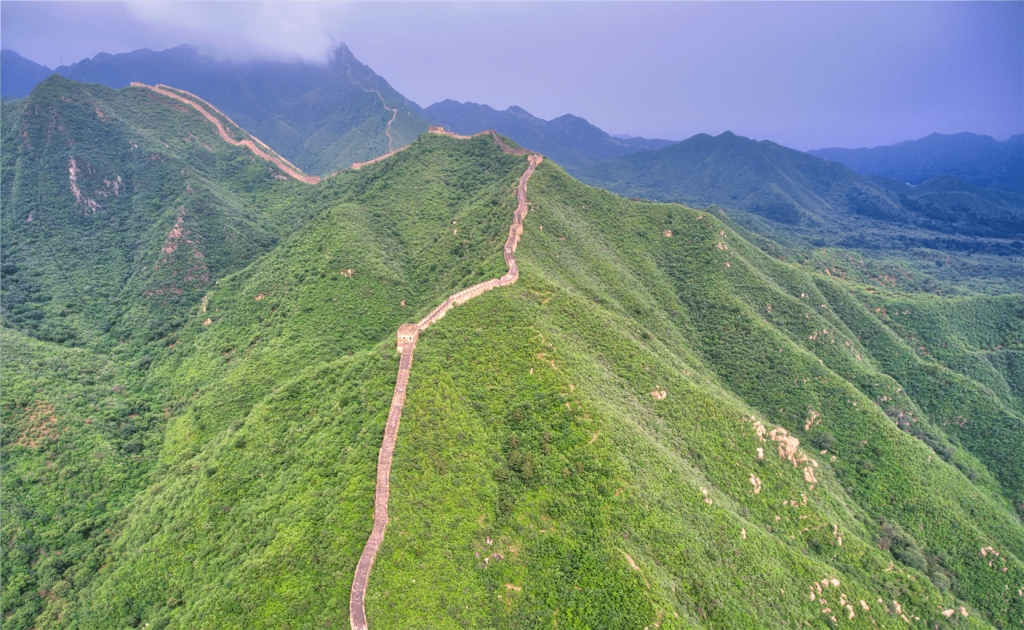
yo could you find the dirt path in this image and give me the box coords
[348,94,402,170]
[349,138,542,630]
[132,82,321,184]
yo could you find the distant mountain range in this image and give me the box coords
[810,132,1024,194]
[417,99,673,169]
[1,50,54,100]
[4,45,1021,266]
[574,131,1024,256]
[3,45,671,174]
[6,45,1020,200]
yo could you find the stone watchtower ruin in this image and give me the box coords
[396,324,419,353]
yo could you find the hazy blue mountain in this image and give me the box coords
[1,50,54,101]
[574,131,1024,275]
[22,44,675,173]
[49,44,428,174]
[419,99,674,169]
[809,132,1024,194]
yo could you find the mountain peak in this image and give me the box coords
[1,49,55,100]
[504,105,544,124]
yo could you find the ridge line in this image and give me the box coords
[349,135,542,630]
[131,82,321,184]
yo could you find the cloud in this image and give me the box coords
[3,1,1020,149]
[123,3,357,63]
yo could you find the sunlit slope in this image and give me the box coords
[849,292,1023,415]
[33,134,534,629]
[2,87,1021,630]
[1,75,312,350]
[366,161,1022,628]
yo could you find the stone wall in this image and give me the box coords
[350,136,542,630]
[132,83,320,184]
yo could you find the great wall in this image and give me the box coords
[132,83,321,184]
[125,87,538,627]
[349,138,541,630]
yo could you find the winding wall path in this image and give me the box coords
[122,89,537,624]
[132,82,321,184]
[349,139,542,630]
[374,91,398,154]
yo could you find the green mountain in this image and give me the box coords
[419,99,673,169]
[21,44,676,174]
[12,46,677,175]
[48,44,429,175]
[2,77,1023,630]
[574,131,1024,293]
[809,133,1024,195]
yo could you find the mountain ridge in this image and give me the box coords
[1,49,54,101]
[4,45,674,176]
[419,98,674,169]
[39,43,429,175]
[2,73,1022,630]
[572,130,1024,293]
[809,132,1024,194]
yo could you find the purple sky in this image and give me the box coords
[2,2,1021,151]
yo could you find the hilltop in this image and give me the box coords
[2,76,1022,630]
[1,50,54,101]
[419,99,673,169]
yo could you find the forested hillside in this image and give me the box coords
[2,77,1022,630]
[574,131,1024,294]
[46,44,429,175]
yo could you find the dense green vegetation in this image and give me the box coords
[2,77,1022,630]
[573,131,1024,294]
[45,43,428,175]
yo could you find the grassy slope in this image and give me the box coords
[364,161,1022,628]
[0,76,324,629]
[3,83,1022,630]
[6,134,532,629]
[0,76,312,350]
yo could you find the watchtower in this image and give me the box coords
[397,324,419,353]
